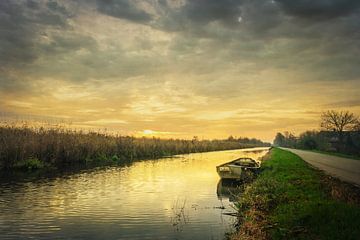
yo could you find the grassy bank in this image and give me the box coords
[231,148,360,240]
[0,125,269,171]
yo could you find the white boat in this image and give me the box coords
[216,158,260,180]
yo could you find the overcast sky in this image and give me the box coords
[1,0,360,141]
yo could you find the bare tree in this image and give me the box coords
[321,110,359,132]
[354,120,360,132]
[320,110,359,146]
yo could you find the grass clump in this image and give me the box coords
[232,148,360,240]
[14,158,45,170]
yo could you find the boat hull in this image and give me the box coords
[216,158,260,180]
[216,165,243,179]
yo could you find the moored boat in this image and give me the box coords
[216,158,260,180]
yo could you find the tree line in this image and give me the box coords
[274,110,360,156]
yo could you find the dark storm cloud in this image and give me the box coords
[47,0,70,15]
[167,0,360,82]
[183,0,243,27]
[239,0,282,34]
[275,0,360,20]
[0,0,71,68]
[0,0,166,93]
[40,34,98,55]
[1,0,360,94]
[160,0,359,43]
[153,0,246,33]
[0,1,37,67]
[96,0,152,23]
[0,0,97,92]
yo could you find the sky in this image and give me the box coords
[1,0,360,142]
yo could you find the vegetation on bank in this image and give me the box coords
[231,148,360,240]
[274,130,360,158]
[0,125,270,171]
[274,110,360,157]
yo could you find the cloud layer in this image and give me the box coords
[1,0,360,141]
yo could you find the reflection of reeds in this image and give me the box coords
[171,199,188,232]
[0,124,269,171]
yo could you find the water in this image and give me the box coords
[0,147,269,240]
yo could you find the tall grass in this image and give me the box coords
[0,125,270,171]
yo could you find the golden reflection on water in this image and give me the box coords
[0,147,269,239]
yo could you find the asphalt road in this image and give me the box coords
[280,148,360,186]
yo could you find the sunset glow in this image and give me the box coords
[1,0,360,142]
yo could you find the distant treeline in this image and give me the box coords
[274,110,360,157]
[274,131,360,156]
[0,125,270,171]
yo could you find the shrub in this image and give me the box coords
[15,158,45,170]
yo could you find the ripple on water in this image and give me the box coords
[0,147,269,239]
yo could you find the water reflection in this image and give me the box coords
[216,180,244,202]
[0,147,269,240]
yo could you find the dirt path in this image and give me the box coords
[281,148,360,186]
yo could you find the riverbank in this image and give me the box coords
[0,125,270,172]
[231,148,360,240]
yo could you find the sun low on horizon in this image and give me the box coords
[1,0,360,142]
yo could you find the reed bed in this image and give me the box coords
[0,125,269,171]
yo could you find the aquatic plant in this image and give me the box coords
[170,199,188,232]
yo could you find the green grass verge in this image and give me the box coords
[234,148,360,240]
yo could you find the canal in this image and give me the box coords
[0,147,269,239]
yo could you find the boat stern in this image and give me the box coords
[216,165,242,180]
